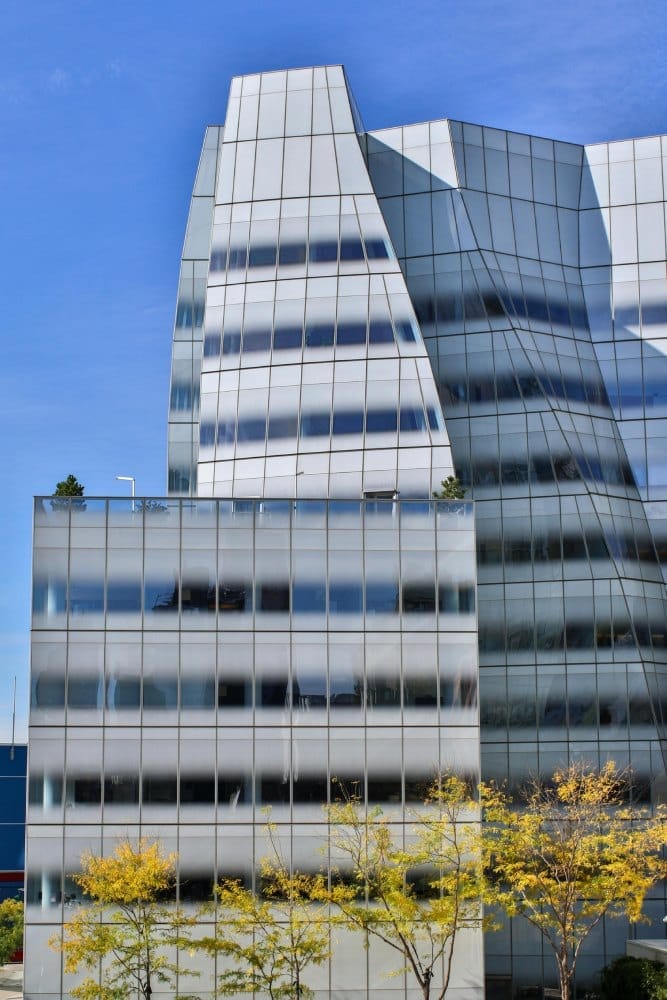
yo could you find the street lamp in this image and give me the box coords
[116,475,136,512]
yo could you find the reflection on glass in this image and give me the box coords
[104,775,139,805]
[142,776,177,805]
[404,675,437,708]
[218,774,249,807]
[329,582,362,614]
[367,674,400,709]
[181,677,216,709]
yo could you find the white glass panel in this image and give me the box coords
[335,134,373,195]
[232,142,256,203]
[610,205,638,264]
[252,139,284,201]
[257,91,285,139]
[282,137,311,199]
[237,93,259,141]
[285,89,312,136]
[637,202,666,261]
[310,135,339,196]
[312,87,333,134]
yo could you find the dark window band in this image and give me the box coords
[209,235,391,274]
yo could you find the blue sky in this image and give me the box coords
[2,0,667,739]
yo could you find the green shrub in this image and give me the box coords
[599,956,667,1000]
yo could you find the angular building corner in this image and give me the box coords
[27,64,667,999]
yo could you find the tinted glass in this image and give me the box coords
[279,242,307,265]
[268,415,298,439]
[237,419,266,443]
[329,582,363,613]
[364,238,390,259]
[333,411,364,435]
[400,408,427,432]
[292,583,326,613]
[339,238,364,261]
[396,321,418,342]
[305,324,334,348]
[368,321,394,344]
[300,413,331,437]
[402,584,436,612]
[227,247,247,269]
[218,679,248,708]
[309,240,338,263]
[366,409,397,433]
[248,245,276,267]
[243,330,271,353]
[142,776,177,804]
[257,584,290,612]
[336,323,366,345]
[273,326,303,350]
[203,334,221,357]
[222,331,241,355]
[107,583,141,613]
[366,582,399,614]
[210,249,227,271]
[218,582,250,612]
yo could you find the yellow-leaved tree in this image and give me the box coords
[323,774,488,1000]
[0,897,23,964]
[198,823,330,1000]
[50,838,196,1000]
[482,761,667,1000]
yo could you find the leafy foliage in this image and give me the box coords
[322,774,487,1000]
[0,897,23,964]
[482,762,667,1000]
[599,956,667,1000]
[199,825,330,1000]
[432,476,466,500]
[50,839,196,1000]
[51,474,86,511]
[135,499,168,514]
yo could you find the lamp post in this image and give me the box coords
[116,475,136,512]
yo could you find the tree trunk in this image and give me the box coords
[422,967,432,1000]
[557,955,571,1000]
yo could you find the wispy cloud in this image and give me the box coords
[46,66,71,93]
[0,76,29,104]
[0,58,134,110]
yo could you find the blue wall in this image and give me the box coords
[0,744,26,901]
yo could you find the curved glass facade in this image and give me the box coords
[27,64,667,1000]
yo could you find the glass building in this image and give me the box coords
[27,65,667,998]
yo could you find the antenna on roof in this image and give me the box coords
[10,675,16,760]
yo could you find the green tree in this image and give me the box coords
[599,956,667,1000]
[0,897,23,965]
[482,762,667,1000]
[432,476,466,500]
[51,474,86,511]
[50,838,196,1000]
[199,826,330,1000]
[323,774,487,1000]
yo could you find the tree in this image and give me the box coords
[482,762,667,1000]
[50,838,196,1000]
[323,774,487,1000]
[51,474,86,511]
[432,476,466,500]
[0,897,23,964]
[599,956,667,1000]
[199,826,330,1000]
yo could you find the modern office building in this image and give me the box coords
[0,744,26,905]
[27,65,667,998]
